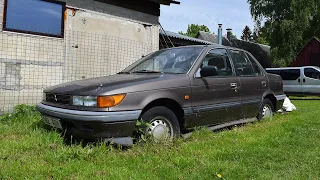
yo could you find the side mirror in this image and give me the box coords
[200,66,219,77]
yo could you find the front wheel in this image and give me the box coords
[140,106,181,142]
[257,99,274,120]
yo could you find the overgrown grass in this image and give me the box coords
[1,101,320,179]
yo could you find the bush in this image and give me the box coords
[0,104,41,125]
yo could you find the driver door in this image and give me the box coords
[188,48,241,128]
[302,67,320,94]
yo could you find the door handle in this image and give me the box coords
[303,79,306,83]
[298,79,301,83]
[230,83,237,89]
[230,83,238,92]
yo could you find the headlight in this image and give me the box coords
[72,96,84,106]
[43,92,46,101]
[72,96,97,106]
[72,94,126,107]
[83,96,97,106]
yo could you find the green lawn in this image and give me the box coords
[1,100,320,179]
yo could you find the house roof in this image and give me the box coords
[295,37,320,58]
[149,0,180,5]
[160,30,215,45]
[291,37,320,67]
[197,31,231,45]
[196,31,272,68]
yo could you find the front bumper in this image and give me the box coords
[36,103,141,143]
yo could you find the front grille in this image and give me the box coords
[46,93,71,105]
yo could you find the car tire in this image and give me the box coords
[257,98,274,120]
[140,106,181,141]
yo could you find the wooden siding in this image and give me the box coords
[291,38,320,67]
[96,0,160,16]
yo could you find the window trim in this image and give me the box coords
[2,0,66,38]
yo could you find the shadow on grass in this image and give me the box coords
[288,95,320,101]
[290,98,320,101]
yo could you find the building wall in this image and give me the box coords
[0,0,159,114]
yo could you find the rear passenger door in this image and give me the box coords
[229,50,268,119]
[281,69,302,94]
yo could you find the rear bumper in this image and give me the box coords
[36,103,141,142]
[275,94,286,110]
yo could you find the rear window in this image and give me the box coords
[281,69,300,80]
[266,69,300,80]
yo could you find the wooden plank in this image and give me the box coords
[95,0,160,16]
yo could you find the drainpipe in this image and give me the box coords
[218,24,222,45]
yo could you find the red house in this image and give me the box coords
[291,37,320,67]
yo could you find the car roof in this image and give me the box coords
[163,44,248,52]
[266,66,320,70]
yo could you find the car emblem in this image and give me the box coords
[54,95,58,102]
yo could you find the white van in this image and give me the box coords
[266,66,320,96]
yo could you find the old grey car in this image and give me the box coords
[37,45,286,145]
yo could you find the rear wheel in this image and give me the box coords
[257,98,274,120]
[140,106,181,142]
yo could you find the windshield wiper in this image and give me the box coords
[117,72,131,74]
[132,70,162,74]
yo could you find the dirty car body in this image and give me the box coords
[37,45,285,145]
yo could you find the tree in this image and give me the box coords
[241,26,253,41]
[252,21,261,42]
[252,22,270,45]
[178,24,211,38]
[247,0,320,67]
[226,32,237,39]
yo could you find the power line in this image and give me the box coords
[159,23,174,48]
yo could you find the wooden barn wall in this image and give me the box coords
[292,39,320,67]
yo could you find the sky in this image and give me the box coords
[160,0,255,38]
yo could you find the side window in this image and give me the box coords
[245,52,263,76]
[266,70,281,75]
[230,50,255,76]
[304,68,320,80]
[281,69,300,80]
[200,49,233,77]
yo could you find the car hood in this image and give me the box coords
[44,74,190,95]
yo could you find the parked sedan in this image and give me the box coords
[37,45,286,145]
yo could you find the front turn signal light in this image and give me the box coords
[97,94,126,108]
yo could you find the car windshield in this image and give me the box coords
[121,47,204,74]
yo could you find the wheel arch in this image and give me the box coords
[140,98,185,131]
[263,93,277,111]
